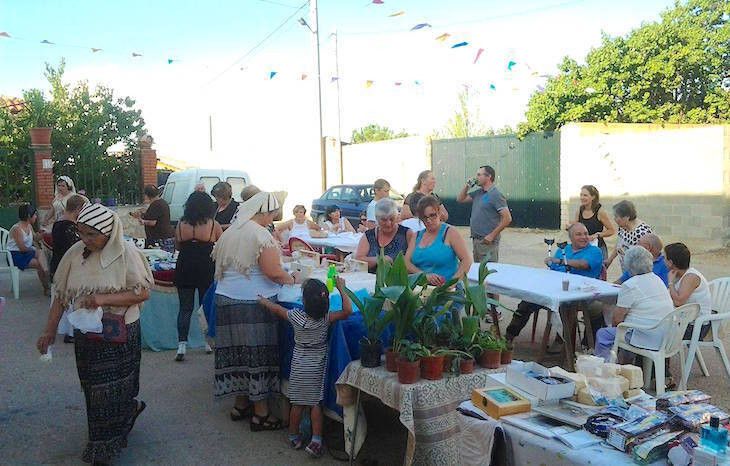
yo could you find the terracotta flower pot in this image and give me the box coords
[385,349,399,372]
[479,349,502,369]
[397,358,421,384]
[29,127,52,146]
[442,355,454,373]
[500,349,513,365]
[460,358,476,374]
[420,355,445,381]
[359,340,382,368]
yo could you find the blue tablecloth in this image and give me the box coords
[140,287,206,351]
[202,283,389,417]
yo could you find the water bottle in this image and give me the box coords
[326,263,337,292]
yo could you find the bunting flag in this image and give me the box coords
[91,48,102,53]
[451,41,468,48]
[132,52,143,57]
[537,84,545,92]
[411,23,431,31]
[394,81,402,86]
[531,71,539,77]
[388,10,405,17]
[300,73,308,80]
[167,58,176,64]
[473,48,484,64]
[372,0,384,3]
[0,32,10,38]
[330,76,339,83]
[40,39,54,45]
[434,33,450,42]
[365,80,374,88]
[414,80,421,85]
[489,83,496,91]
[507,60,517,71]
[269,71,278,79]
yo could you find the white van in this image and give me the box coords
[162,168,251,223]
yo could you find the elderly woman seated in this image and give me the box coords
[355,198,413,271]
[595,246,674,362]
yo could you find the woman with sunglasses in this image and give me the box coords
[404,196,472,286]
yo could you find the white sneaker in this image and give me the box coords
[205,343,213,354]
[175,342,187,362]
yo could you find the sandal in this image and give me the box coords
[250,413,283,432]
[229,404,253,421]
[126,400,146,438]
[305,441,324,458]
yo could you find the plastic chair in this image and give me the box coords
[610,303,700,395]
[0,227,20,299]
[288,237,337,264]
[679,278,730,390]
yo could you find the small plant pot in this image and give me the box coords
[385,349,399,372]
[397,358,421,384]
[500,349,513,365]
[479,349,502,369]
[359,340,382,368]
[442,355,454,373]
[420,355,445,381]
[460,358,476,374]
[30,127,52,146]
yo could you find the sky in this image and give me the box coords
[0,0,677,201]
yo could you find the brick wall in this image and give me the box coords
[139,137,158,190]
[32,146,54,209]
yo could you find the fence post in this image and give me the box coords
[139,135,158,191]
[32,142,54,209]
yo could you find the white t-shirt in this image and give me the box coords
[366,200,377,222]
[618,273,674,350]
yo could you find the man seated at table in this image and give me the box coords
[505,223,603,346]
[615,233,669,286]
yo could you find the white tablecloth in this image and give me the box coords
[293,232,363,253]
[467,262,620,313]
[276,271,376,303]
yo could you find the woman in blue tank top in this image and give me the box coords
[405,196,472,285]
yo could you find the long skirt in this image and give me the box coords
[74,321,141,463]
[214,295,280,401]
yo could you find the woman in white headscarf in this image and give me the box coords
[211,191,299,431]
[37,203,153,464]
[44,176,84,227]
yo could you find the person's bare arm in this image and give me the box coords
[259,246,296,285]
[596,209,616,240]
[275,219,293,233]
[438,203,449,222]
[257,296,289,320]
[79,288,151,308]
[612,306,629,326]
[669,273,700,307]
[484,208,512,244]
[344,219,356,233]
[456,183,473,203]
[212,221,224,241]
[307,220,321,231]
[446,227,473,279]
[11,226,32,252]
[354,234,378,269]
[400,203,414,220]
[36,297,65,354]
[329,277,353,322]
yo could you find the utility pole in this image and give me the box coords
[333,30,343,184]
[311,0,326,192]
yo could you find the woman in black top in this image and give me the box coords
[569,185,615,259]
[354,198,413,271]
[212,181,239,230]
[174,191,223,361]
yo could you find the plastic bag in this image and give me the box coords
[67,307,103,334]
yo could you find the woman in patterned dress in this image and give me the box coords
[605,200,653,271]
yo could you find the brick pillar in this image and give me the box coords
[32,143,54,209]
[139,135,158,190]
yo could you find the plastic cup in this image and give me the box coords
[562,279,570,291]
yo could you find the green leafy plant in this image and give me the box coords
[477,330,503,351]
[23,89,56,127]
[344,288,390,345]
[397,340,429,362]
[462,256,511,339]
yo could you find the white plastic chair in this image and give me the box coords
[610,303,700,395]
[679,278,730,390]
[0,227,20,299]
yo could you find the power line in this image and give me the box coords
[203,0,309,87]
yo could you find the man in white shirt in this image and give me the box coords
[365,179,391,229]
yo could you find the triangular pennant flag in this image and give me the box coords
[394,82,402,86]
[331,77,339,83]
[91,48,102,53]
[489,83,496,91]
[132,52,143,57]
[414,80,422,86]
[365,80,374,88]
[507,60,517,71]
[531,71,539,77]
[40,39,54,45]
[167,58,175,64]
[434,33,450,42]
[411,23,431,31]
[269,71,278,80]
[388,10,405,17]
[0,32,10,38]
[451,41,468,48]
[372,0,384,3]
[473,48,484,64]
[300,73,308,80]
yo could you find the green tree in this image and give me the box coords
[520,0,730,135]
[435,86,503,138]
[351,123,410,143]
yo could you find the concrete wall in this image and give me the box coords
[560,123,730,248]
[337,136,431,196]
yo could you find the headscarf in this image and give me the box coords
[53,203,152,306]
[212,191,280,280]
[54,175,77,199]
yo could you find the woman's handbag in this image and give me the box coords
[86,311,128,344]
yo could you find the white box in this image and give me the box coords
[506,362,575,401]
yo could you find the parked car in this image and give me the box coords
[161,168,251,223]
[311,184,404,227]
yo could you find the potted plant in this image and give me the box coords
[397,340,428,384]
[500,338,513,365]
[24,89,56,145]
[477,331,502,369]
[344,289,390,368]
[461,257,510,339]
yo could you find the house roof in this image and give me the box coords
[0,96,26,114]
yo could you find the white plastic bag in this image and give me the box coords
[67,307,104,334]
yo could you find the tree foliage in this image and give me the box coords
[0,60,146,205]
[434,87,513,139]
[351,123,410,143]
[520,0,730,135]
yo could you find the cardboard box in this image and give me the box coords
[471,387,531,420]
[506,362,575,401]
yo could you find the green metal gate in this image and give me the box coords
[432,132,560,229]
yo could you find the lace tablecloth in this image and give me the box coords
[336,361,504,465]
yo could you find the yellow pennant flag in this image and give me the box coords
[389,10,405,17]
[435,33,451,42]
[365,80,374,88]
